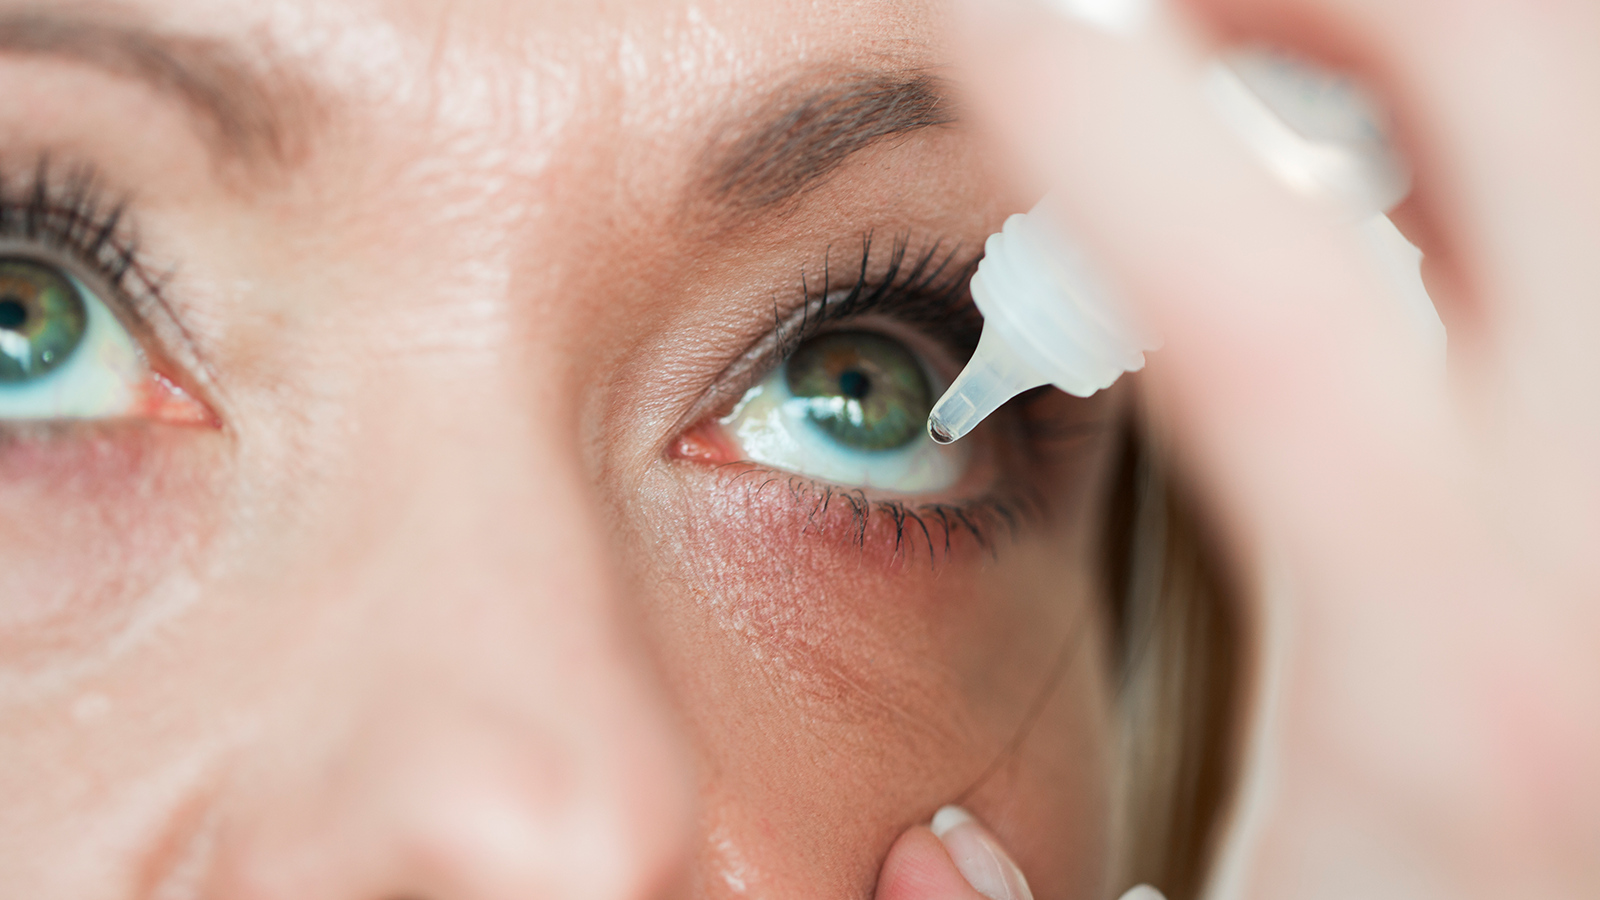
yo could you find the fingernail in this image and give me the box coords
[954,0,1158,35]
[1117,886,1168,900]
[929,806,1034,900]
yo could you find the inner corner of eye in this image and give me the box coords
[670,415,743,465]
[0,256,214,427]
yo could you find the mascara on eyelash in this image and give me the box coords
[775,233,983,360]
[716,462,1044,566]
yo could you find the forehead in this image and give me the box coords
[372,0,948,82]
[110,0,962,258]
[27,0,954,227]
[209,0,950,151]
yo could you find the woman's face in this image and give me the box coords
[0,0,1126,897]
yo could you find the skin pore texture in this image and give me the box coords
[0,1,1127,898]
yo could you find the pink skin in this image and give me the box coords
[0,1,1125,899]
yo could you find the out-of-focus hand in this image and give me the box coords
[941,0,1600,899]
[876,807,1033,900]
[876,807,1166,900]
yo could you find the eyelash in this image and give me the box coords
[0,157,181,352]
[775,231,983,361]
[718,463,1047,565]
[713,232,1050,563]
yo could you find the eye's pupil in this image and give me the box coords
[0,298,26,331]
[785,330,934,452]
[838,369,870,400]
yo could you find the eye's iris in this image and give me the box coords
[785,331,933,452]
[0,259,88,384]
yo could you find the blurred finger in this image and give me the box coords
[949,0,1461,563]
[1192,0,1600,405]
[875,807,1031,900]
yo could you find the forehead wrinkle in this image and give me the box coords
[694,68,956,222]
[0,6,320,173]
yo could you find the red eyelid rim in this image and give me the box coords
[671,418,743,465]
[134,369,218,427]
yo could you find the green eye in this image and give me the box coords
[785,330,934,452]
[0,258,88,384]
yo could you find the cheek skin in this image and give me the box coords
[626,451,1115,899]
[0,424,226,676]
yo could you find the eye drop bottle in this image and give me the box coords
[927,48,1442,445]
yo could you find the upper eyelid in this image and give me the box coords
[10,170,144,286]
[672,235,982,436]
[781,236,975,350]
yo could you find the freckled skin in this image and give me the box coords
[0,1,1123,898]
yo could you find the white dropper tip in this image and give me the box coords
[928,325,1052,445]
[927,205,1153,445]
[929,48,1431,446]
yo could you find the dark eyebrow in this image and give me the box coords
[698,71,955,218]
[0,10,310,169]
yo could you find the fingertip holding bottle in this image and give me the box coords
[930,805,1036,900]
[908,805,1169,900]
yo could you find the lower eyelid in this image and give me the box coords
[669,393,1043,560]
[680,455,1045,568]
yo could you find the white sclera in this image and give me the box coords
[0,271,146,420]
[723,372,970,495]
